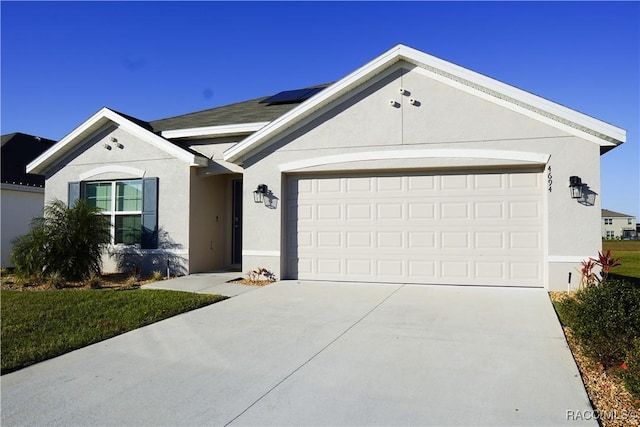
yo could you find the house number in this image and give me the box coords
[547,165,552,192]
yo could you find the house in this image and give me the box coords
[27,44,626,290]
[1,132,56,267]
[602,209,637,239]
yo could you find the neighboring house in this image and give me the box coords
[27,44,626,290]
[601,209,637,239]
[1,132,56,267]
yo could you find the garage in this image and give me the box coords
[286,169,544,287]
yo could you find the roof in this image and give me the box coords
[27,108,208,175]
[224,44,627,163]
[150,84,331,132]
[1,133,56,187]
[602,209,635,218]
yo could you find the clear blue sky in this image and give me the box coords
[2,1,638,218]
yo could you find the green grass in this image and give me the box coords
[1,289,226,374]
[603,240,640,279]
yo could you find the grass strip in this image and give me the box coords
[603,240,640,280]
[1,289,226,374]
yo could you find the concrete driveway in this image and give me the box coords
[1,281,595,426]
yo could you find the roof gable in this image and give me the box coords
[27,108,208,175]
[224,44,626,163]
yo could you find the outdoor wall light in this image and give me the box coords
[109,136,118,142]
[102,143,112,150]
[253,184,268,203]
[569,176,584,199]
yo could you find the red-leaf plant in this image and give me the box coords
[579,250,622,288]
[594,249,622,282]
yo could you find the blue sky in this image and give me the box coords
[2,1,638,218]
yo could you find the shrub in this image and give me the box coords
[152,270,164,281]
[85,273,102,289]
[564,279,640,368]
[11,199,110,282]
[125,275,139,288]
[553,293,581,327]
[46,271,64,290]
[621,339,640,400]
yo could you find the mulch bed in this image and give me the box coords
[1,273,155,292]
[230,279,275,287]
[550,291,640,427]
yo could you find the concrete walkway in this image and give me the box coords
[143,271,256,297]
[1,281,596,426]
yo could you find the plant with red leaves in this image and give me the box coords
[593,249,622,282]
[579,258,598,288]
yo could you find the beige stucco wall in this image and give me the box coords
[189,171,240,272]
[44,125,193,275]
[240,63,604,290]
[1,185,45,268]
[602,216,636,239]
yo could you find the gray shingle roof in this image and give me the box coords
[150,84,331,132]
[1,132,56,187]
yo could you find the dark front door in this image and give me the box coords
[232,180,243,265]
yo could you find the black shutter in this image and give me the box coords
[141,177,158,249]
[68,181,80,207]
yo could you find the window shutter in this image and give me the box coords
[141,177,159,249]
[68,181,80,207]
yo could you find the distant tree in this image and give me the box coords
[11,199,110,281]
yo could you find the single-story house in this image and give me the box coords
[27,44,626,290]
[602,209,637,239]
[1,132,56,267]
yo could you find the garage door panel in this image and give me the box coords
[287,171,543,286]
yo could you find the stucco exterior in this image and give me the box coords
[240,63,604,290]
[29,45,624,289]
[43,125,194,274]
[602,211,637,239]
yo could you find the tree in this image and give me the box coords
[11,199,111,281]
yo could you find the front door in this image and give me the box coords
[232,180,243,266]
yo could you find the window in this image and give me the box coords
[629,218,633,225]
[85,180,143,245]
[604,218,612,225]
[606,231,615,239]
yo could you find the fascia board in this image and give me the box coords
[224,44,624,163]
[161,122,270,139]
[28,108,208,174]
[106,110,207,166]
[27,107,113,174]
[398,45,626,144]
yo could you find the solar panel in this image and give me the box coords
[260,87,324,105]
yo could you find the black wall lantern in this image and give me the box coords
[569,176,584,199]
[253,184,268,203]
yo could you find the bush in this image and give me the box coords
[558,279,640,368]
[85,273,103,289]
[11,199,110,281]
[621,339,640,400]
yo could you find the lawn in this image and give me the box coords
[1,289,226,374]
[603,240,640,279]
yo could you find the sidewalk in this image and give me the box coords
[143,271,258,297]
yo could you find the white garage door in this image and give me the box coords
[286,170,544,287]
